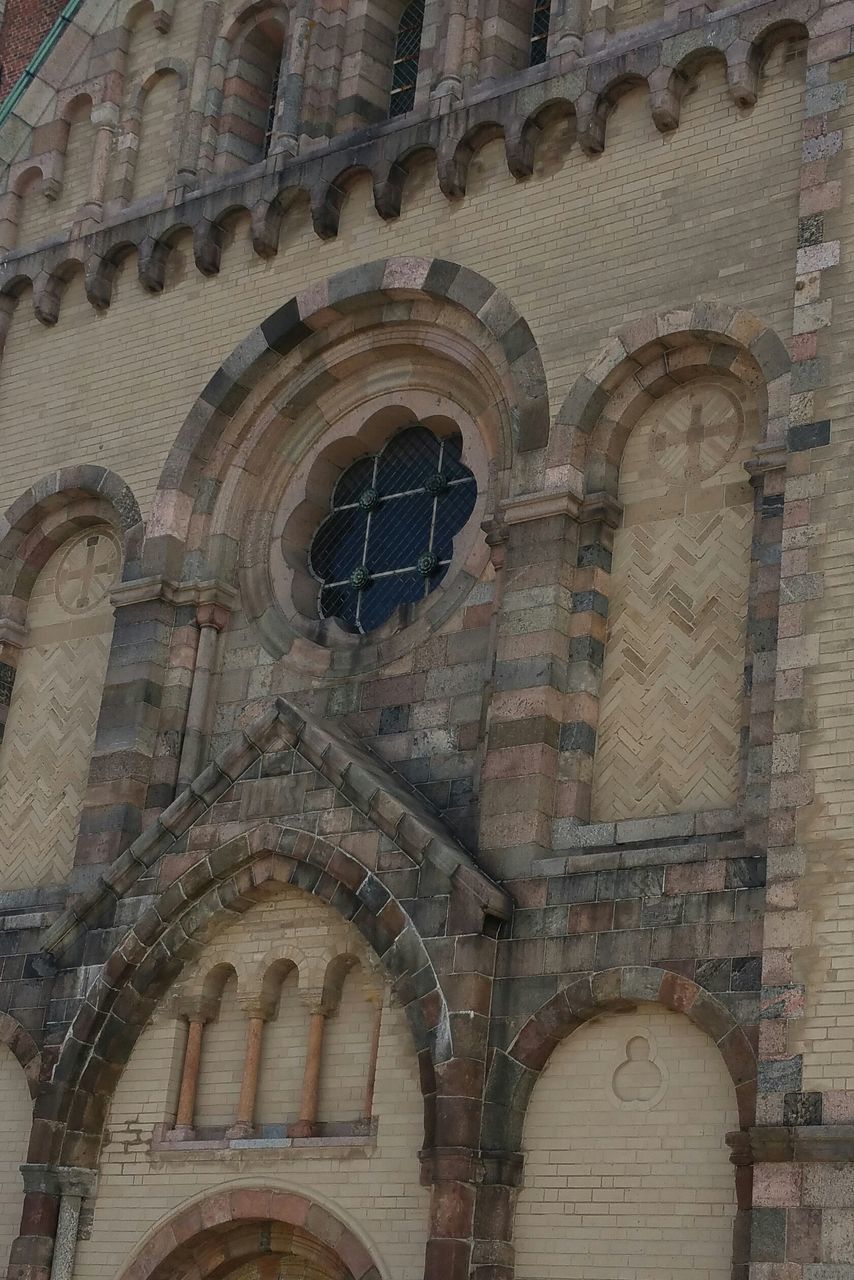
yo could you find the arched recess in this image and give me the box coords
[514,1000,741,1280]
[549,304,790,828]
[37,824,456,1171]
[484,967,757,1152]
[142,255,548,584]
[114,1187,384,1280]
[0,1014,40,1278]
[0,468,142,888]
[215,7,287,171]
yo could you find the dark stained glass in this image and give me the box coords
[308,424,477,635]
[389,0,424,118]
[529,0,551,65]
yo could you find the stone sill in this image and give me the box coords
[729,1125,854,1163]
[152,1119,378,1159]
[542,809,745,874]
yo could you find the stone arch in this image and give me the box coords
[0,1012,41,1098]
[115,1186,384,1280]
[0,465,142,619]
[552,302,789,498]
[39,823,454,1169]
[142,256,549,586]
[484,966,757,1153]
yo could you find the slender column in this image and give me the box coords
[226,1001,269,1139]
[273,6,312,157]
[83,103,118,221]
[171,996,217,1138]
[177,601,229,787]
[178,0,222,184]
[11,1166,97,1280]
[549,0,586,57]
[433,0,467,100]
[361,997,384,1123]
[291,1007,327,1138]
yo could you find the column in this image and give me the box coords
[226,1000,269,1140]
[171,997,216,1139]
[433,0,467,100]
[177,600,229,787]
[49,1170,97,1280]
[548,0,586,57]
[178,0,222,185]
[83,103,118,223]
[272,5,311,157]
[290,1006,327,1138]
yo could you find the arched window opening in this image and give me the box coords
[263,58,282,157]
[218,14,285,170]
[529,0,551,64]
[389,0,424,118]
[308,423,477,635]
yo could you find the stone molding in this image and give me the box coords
[0,0,813,335]
[39,694,509,963]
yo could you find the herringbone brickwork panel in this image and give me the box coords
[590,383,755,822]
[0,529,118,888]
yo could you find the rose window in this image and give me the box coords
[308,424,477,634]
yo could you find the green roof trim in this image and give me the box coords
[0,0,85,130]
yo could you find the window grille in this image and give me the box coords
[389,0,424,118]
[263,59,281,157]
[309,424,477,635]
[529,0,551,65]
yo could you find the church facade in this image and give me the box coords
[0,0,845,1278]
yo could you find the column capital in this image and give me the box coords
[171,994,219,1023]
[579,491,623,530]
[19,1165,97,1199]
[745,446,788,485]
[0,616,27,652]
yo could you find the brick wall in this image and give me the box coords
[0,1042,32,1276]
[0,0,65,106]
[514,1002,740,1280]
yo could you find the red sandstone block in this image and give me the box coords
[568,901,613,933]
[664,860,726,895]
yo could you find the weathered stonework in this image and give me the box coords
[0,0,850,1279]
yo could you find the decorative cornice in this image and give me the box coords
[0,0,815,331]
[499,489,582,526]
[110,576,238,611]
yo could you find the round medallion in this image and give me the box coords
[648,384,744,484]
[54,529,121,614]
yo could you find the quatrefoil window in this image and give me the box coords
[308,424,477,635]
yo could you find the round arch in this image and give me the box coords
[116,1187,384,1280]
[0,465,142,617]
[39,824,452,1169]
[484,966,757,1152]
[142,256,549,578]
[551,302,790,497]
[0,1011,41,1098]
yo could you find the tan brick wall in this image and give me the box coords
[612,0,661,33]
[791,57,854,1089]
[254,965,307,1127]
[0,53,803,519]
[0,526,119,889]
[50,107,96,228]
[132,72,180,200]
[591,380,758,821]
[0,1043,31,1278]
[513,1003,739,1280]
[76,888,429,1280]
